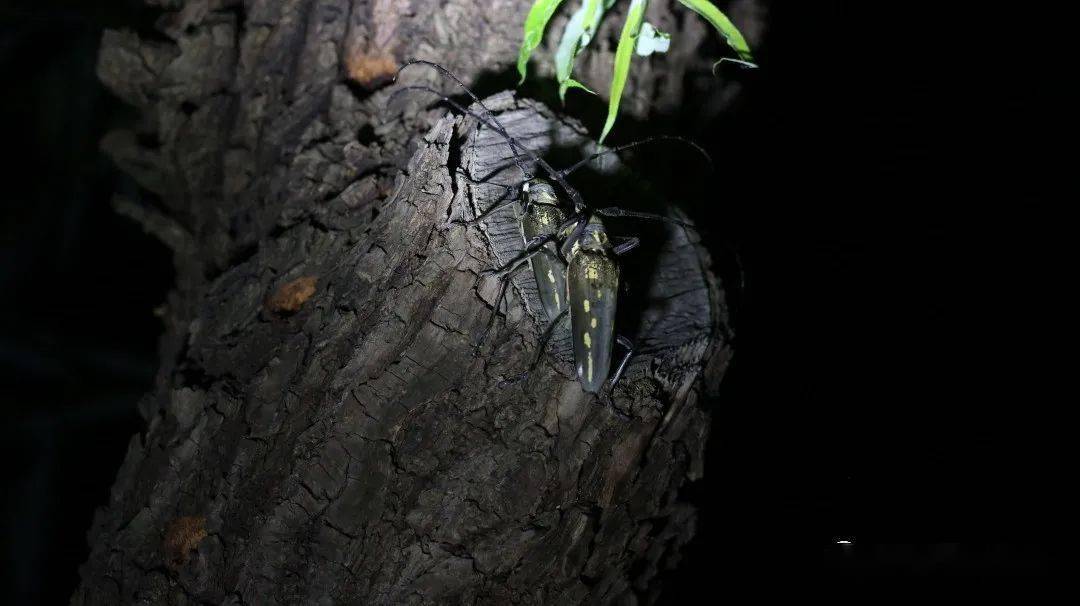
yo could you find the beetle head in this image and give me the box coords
[523,178,560,207]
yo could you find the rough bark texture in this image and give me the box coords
[76,0,761,603]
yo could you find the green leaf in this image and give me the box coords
[518,0,567,84]
[599,0,648,144]
[555,0,606,102]
[635,22,671,57]
[676,0,755,64]
[559,78,596,100]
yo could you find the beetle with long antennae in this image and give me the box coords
[391,60,712,393]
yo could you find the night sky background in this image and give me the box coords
[1,1,1058,603]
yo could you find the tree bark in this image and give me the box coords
[77,0,760,603]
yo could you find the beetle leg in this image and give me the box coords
[612,237,640,256]
[557,214,586,234]
[498,308,570,387]
[606,335,635,391]
[389,73,586,210]
[464,191,519,225]
[556,215,589,259]
[474,261,530,348]
[448,169,529,226]
[479,233,559,278]
[452,167,522,192]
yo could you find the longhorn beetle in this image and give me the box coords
[392,60,711,393]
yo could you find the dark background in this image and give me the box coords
[0,1,1057,603]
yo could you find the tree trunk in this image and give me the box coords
[76,0,761,603]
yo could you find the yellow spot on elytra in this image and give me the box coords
[596,290,603,299]
[583,332,592,348]
[587,267,598,279]
[583,299,591,312]
[590,317,597,328]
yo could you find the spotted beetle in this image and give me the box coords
[518,179,569,321]
[392,61,710,393]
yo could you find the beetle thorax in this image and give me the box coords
[576,217,610,255]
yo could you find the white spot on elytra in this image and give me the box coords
[583,299,590,312]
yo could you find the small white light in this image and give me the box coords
[836,540,852,545]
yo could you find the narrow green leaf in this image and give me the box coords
[599,0,648,144]
[555,0,606,102]
[676,0,755,64]
[559,78,596,100]
[518,0,567,83]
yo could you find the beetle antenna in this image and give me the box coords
[395,60,589,214]
[595,207,697,230]
[397,60,538,182]
[557,135,714,179]
[713,57,759,74]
